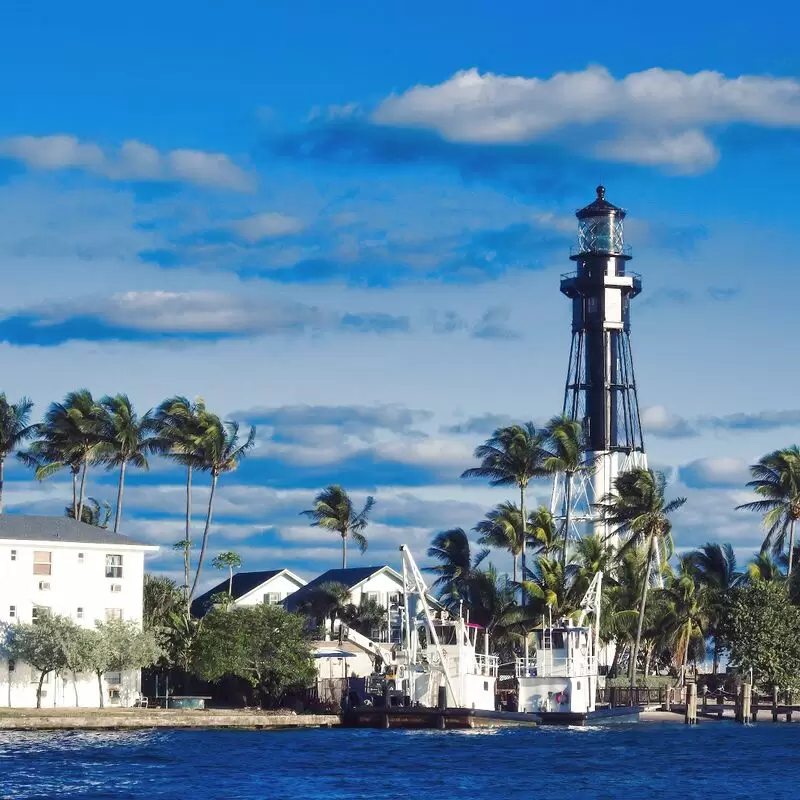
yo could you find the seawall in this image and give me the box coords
[0,708,340,730]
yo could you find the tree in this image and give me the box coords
[737,446,800,575]
[7,614,81,708]
[100,394,159,533]
[686,542,740,673]
[75,620,161,708]
[143,574,183,632]
[596,468,686,689]
[745,552,785,584]
[0,394,35,513]
[719,581,800,690]
[188,419,256,602]
[462,423,549,595]
[543,415,588,566]
[301,485,375,569]
[65,497,112,528]
[426,528,488,613]
[211,551,242,597]
[155,396,210,612]
[528,506,559,558]
[193,604,316,706]
[522,554,571,620]
[340,597,387,639]
[475,501,525,584]
[23,390,106,521]
[297,581,352,636]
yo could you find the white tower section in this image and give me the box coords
[551,186,647,546]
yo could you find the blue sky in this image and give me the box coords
[1,0,799,588]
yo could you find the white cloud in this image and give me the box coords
[0,135,254,192]
[641,405,697,438]
[679,457,750,489]
[371,66,800,172]
[233,212,305,242]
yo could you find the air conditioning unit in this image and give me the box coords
[110,584,122,593]
[38,581,51,591]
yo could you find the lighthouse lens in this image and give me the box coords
[578,216,624,255]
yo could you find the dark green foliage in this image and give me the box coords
[719,581,800,689]
[193,604,316,704]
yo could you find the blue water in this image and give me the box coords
[1,723,798,799]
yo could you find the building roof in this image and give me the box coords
[575,185,626,220]
[0,515,155,547]
[190,569,300,617]
[285,565,398,612]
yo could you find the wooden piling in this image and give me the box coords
[786,690,793,723]
[716,692,724,720]
[772,686,779,722]
[742,682,752,726]
[684,682,697,725]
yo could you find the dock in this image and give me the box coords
[340,706,539,729]
[0,708,339,731]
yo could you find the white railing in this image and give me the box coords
[473,654,499,677]
[516,655,597,678]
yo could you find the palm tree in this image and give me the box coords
[211,551,242,597]
[25,390,106,521]
[528,506,559,558]
[596,468,686,689]
[737,446,800,575]
[543,415,588,566]
[426,527,488,613]
[686,542,740,673]
[474,501,525,583]
[155,396,210,611]
[521,554,571,620]
[467,565,524,658]
[298,581,352,636]
[0,394,36,512]
[662,556,710,684]
[143,574,183,632]
[744,551,785,584]
[462,423,549,597]
[188,419,256,603]
[301,485,375,569]
[65,497,112,528]
[100,394,159,533]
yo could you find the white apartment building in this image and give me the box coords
[0,515,158,708]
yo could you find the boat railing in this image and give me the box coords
[473,654,499,677]
[515,655,597,678]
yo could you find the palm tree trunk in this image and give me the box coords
[189,473,218,602]
[184,466,193,614]
[562,471,573,569]
[113,460,127,533]
[681,618,692,685]
[520,484,527,607]
[77,457,89,522]
[712,636,720,675]
[629,537,655,690]
[72,469,79,520]
[228,565,233,597]
[788,517,796,576]
[0,457,5,514]
[342,532,347,569]
[512,553,518,585]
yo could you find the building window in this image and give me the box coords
[105,671,122,685]
[9,605,15,619]
[364,592,380,606]
[105,554,123,578]
[76,607,84,620]
[78,552,85,564]
[586,297,598,314]
[8,659,15,673]
[33,551,52,576]
[263,592,281,605]
[32,606,50,624]
[105,608,123,621]
[10,549,16,561]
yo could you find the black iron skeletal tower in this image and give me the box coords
[551,186,647,542]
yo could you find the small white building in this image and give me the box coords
[0,515,158,708]
[190,569,306,617]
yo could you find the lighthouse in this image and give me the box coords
[551,186,647,546]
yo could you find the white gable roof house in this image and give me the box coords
[190,568,306,617]
[0,515,158,708]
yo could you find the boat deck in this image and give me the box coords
[340,707,539,730]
